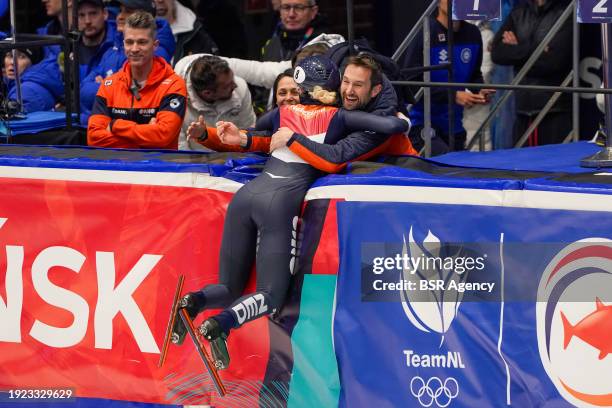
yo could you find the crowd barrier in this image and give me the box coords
[0,142,610,408]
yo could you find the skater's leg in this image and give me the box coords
[203,175,308,336]
[172,185,257,344]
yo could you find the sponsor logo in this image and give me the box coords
[104,80,112,86]
[561,299,611,360]
[410,376,458,408]
[438,33,446,42]
[289,216,302,275]
[231,293,268,325]
[138,108,155,115]
[536,239,612,407]
[264,172,289,179]
[169,98,181,109]
[400,227,468,344]
[460,48,472,64]
[438,49,448,63]
[112,108,128,115]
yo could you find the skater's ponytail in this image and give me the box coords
[309,85,337,105]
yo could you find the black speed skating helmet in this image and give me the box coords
[293,55,341,93]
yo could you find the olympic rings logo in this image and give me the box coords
[410,376,459,407]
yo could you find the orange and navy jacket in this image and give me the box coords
[87,57,187,149]
[199,104,415,173]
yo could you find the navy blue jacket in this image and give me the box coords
[78,20,118,123]
[79,20,117,81]
[403,17,484,135]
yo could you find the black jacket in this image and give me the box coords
[173,19,218,64]
[490,0,572,114]
[261,14,329,62]
[402,17,484,133]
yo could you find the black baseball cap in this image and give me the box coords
[5,48,44,65]
[77,0,105,8]
[114,0,156,15]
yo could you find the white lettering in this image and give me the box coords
[420,280,445,291]
[0,245,24,342]
[231,294,268,325]
[404,349,466,369]
[94,252,161,353]
[447,351,460,368]
[29,247,88,348]
[580,57,602,100]
[594,0,608,13]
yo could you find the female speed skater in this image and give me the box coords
[172,55,409,369]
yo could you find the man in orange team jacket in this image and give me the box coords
[87,10,187,149]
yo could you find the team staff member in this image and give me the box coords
[88,11,186,149]
[402,0,493,154]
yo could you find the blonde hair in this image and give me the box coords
[309,85,337,105]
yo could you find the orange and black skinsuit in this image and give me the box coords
[87,56,187,149]
[184,100,410,340]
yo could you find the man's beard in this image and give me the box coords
[342,93,369,111]
[83,28,105,45]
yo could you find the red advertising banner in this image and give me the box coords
[0,173,272,405]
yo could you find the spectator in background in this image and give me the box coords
[402,0,493,155]
[154,0,218,64]
[272,69,299,107]
[79,0,175,123]
[3,48,64,113]
[77,0,117,121]
[174,54,256,150]
[490,0,572,146]
[196,0,248,58]
[261,0,328,62]
[88,11,187,149]
[78,0,111,68]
